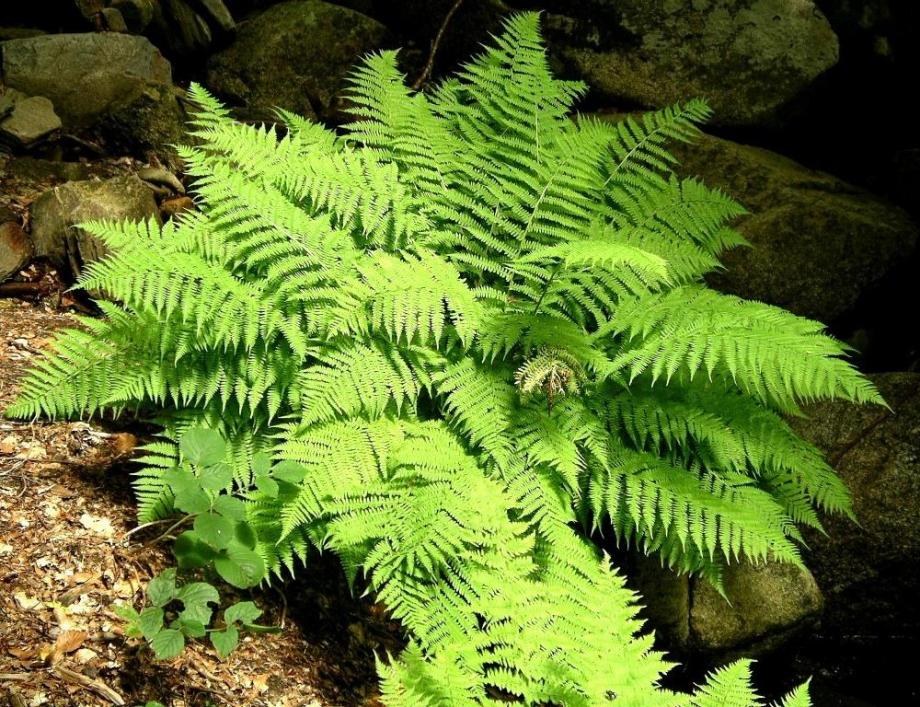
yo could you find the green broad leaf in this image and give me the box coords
[114,603,140,622]
[213,495,246,521]
[194,512,236,550]
[177,581,220,608]
[254,473,279,498]
[199,462,234,492]
[173,485,211,514]
[179,602,213,627]
[163,466,199,493]
[214,543,265,589]
[150,628,185,660]
[180,427,227,467]
[114,604,142,637]
[234,520,257,549]
[272,460,307,484]
[210,625,240,659]
[138,606,165,640]
[173,617,207,638]
[224,600,262,625]
[173,530,216,569]
[251,452,272,476]
[146,569,177,607]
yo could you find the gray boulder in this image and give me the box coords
[29,175,159,279]
[672,132,918,322]
[0,95,61,148]
[534,0,839,127]
[1,33,184,154]
[791,373,920,639]
[632,555,823,655]
[206,0,389,122]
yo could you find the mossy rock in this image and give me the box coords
[526,0,839,127]
[206,0,390,122]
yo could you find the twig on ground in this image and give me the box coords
[141,513,194,548]
[412,0,465,90]
[52,665,126,705]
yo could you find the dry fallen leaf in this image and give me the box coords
[0,434,16,454]
[20,444,46,460]
[13,591,41,611]
[8,645,36,660]
[42,629,89,664]
[110,432,137,457]
[78,513,115,538]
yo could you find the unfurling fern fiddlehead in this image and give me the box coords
[7,12,880,706]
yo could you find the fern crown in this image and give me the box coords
[8,13,880,706]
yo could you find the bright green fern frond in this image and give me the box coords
[591,448,803,568]
[297,342,421,426]
[327,249,482,346]
[770,680,812,707]
[691,659,762,707]
[6,13,853,705]
[606,286,883,409]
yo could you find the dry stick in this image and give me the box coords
[0,281,54,299]
[411,0,466,90]
[52,665,125,706]
[141,513,194,547]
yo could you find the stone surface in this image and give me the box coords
[1,32,183,154]
[632,556,823,655]
[671,132,918,322]
[0,95,61,147]
[631,554,691,646]
[3,157,94,183]
[29,175,159,278]
[690,561,823,652]
[155,0,212,56]
[110,0,156,32]
[532,0,839,126]
[196,0,235,32]
[0,87,28,119]
[206,0,389,122]
[0,220,33,282]
[101,7,129,33]
[1,33,170,125]
[792,373,920,639]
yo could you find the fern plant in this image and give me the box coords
[7,13,879,705]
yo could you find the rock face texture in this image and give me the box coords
[0,220,32,282]
[0,95,61,147]
[792,373,920,639]
[689,561,823,652]
[631,556,823,655]
[672,132,918,322]
[29,175,159,278]
[0,32,183,153]
[534,0,839,126]
[206,0,389,122]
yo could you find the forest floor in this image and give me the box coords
[0,298,401,707]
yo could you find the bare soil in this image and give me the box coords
[0,298,401,707]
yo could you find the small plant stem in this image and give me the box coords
[412,0,465,90]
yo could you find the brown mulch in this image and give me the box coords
[0,298,402,707]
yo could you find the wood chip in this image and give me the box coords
[52,665,125,706]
